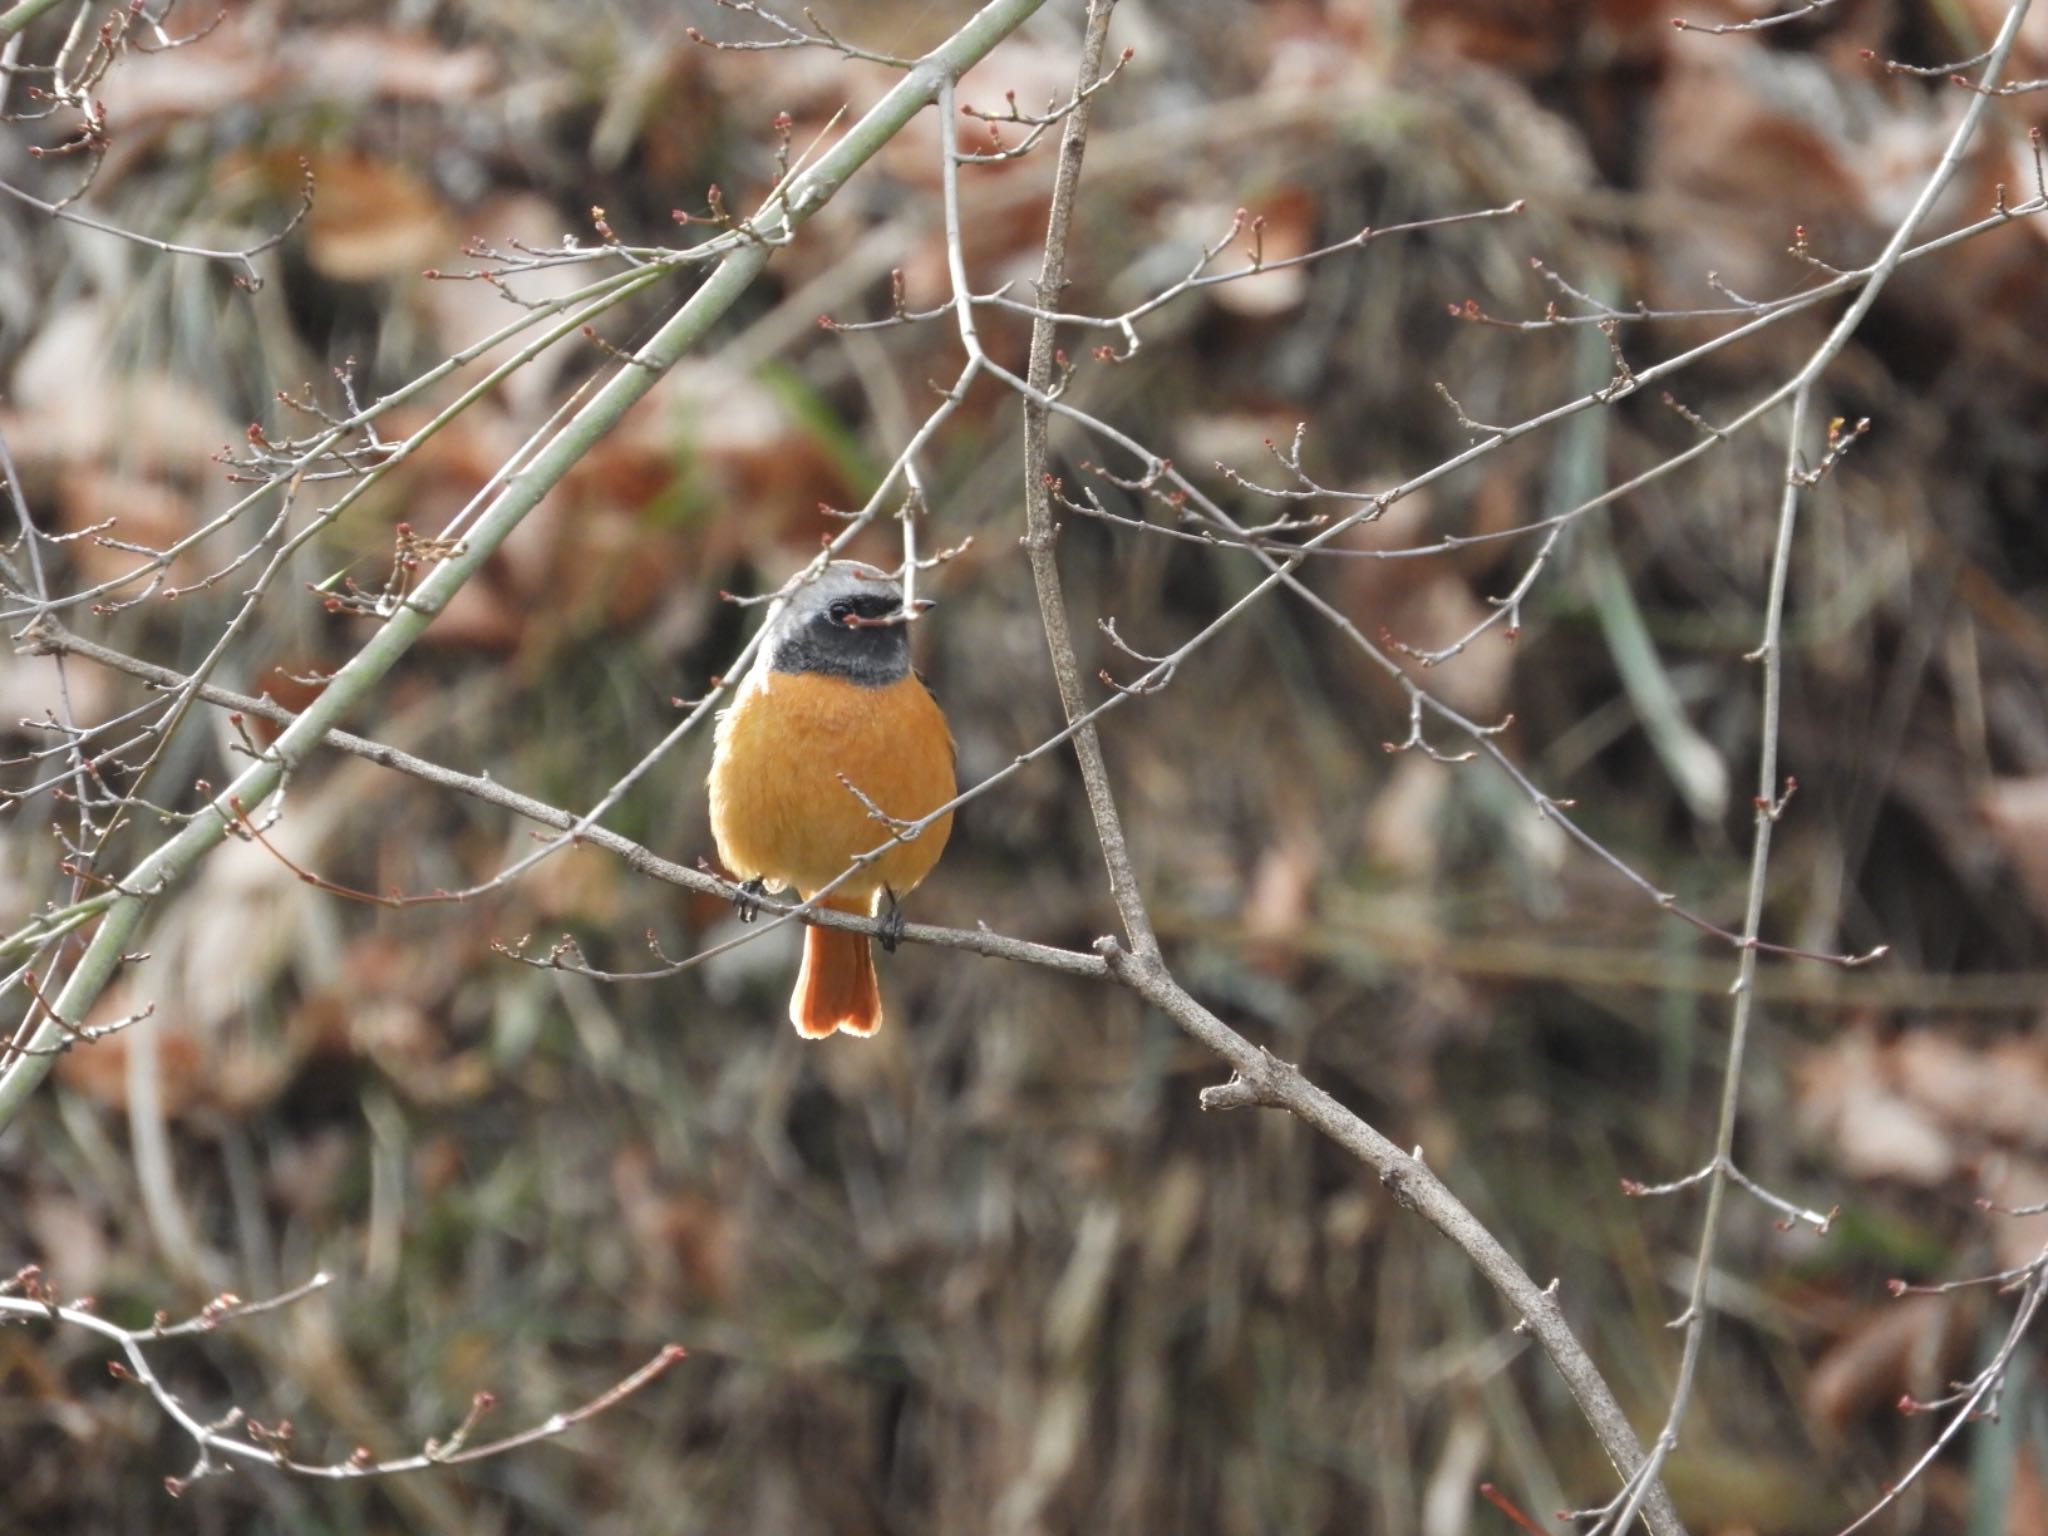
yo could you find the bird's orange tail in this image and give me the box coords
[791,900,881,1038]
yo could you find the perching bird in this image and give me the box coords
[708,562,955,1038]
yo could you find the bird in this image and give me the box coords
[707,561,956,1038]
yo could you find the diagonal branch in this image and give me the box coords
[0,0,72,39]
[1099,940,1685,1536]
[0,0,1056,1134]
[19,623,1110,981]
[996,5,1683,1531]
[1595,8,2036,1532]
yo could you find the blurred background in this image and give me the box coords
[3,0,2047,1531]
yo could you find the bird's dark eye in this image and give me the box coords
[827,600,854,625]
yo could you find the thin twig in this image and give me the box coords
[972,4,1691,1528]
[1599,8,2035,1532]
[0,0,1061,1132]
[16,624,1108,984]
[0,1270,685,1492]
[1008,0,1160,962]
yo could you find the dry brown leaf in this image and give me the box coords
[94,38,281,130]
[1208,187,1315,319]
[419,194,591,417]
[23,1194,109,1301]
[1364,753,1446,878]
[266,1129,355,1223]
[1980,776,2048,927]
[53,988,207,1120]
[1409,0,1671,78]
[0,656,116,744]
[1260,0,1391,94]
[9,304,113,463]
[1890,1031,2048,1149]
[1391,577,1513,717]
[2013,1437,2048,1536]
[1240,836,1318,976]
[1796,1021,2048,1209]
[299,151,455,283]
[1319,487,1518,726]
[412,1134,466,1203]
[1979,1158,2048,1274]
[53,468,199,589]
[1795,1027,1959,1185]
[1955,0,2048,93]
[1173,409,1304,475]
[101,15,491,132]
[612,1142,737,1307]
[11,304,238,472]
[528,846,627,927]
[243,657,332,746]
[1643,36,1867,308]
[413,573,526,653]
[290,27,496,104]
[1805,1293,1957,1433]
[667,364,851,558]
[345,994,490,1106]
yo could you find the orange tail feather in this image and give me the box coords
[791,910,881,1038]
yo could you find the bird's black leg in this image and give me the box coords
[734,877,768,923]
[878,886,905,954]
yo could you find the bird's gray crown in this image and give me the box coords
[763,562,916,688]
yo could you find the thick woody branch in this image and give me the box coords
[1097,937,1682,1536]
[999,4,1679,1530]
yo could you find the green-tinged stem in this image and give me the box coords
[0,0,1050,1133]
[0,0,67,38]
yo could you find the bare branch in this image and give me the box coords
[0,1267,685,1494]
[1673,0,1840,35]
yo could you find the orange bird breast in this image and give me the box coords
[708,668,956,910]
